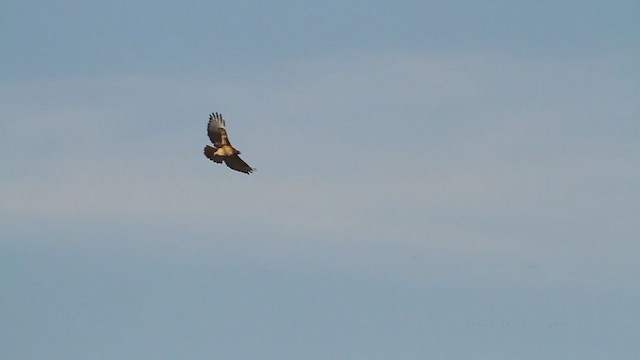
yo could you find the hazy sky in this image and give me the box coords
[2,0,639,359]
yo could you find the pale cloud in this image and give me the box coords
[1,51,638,284]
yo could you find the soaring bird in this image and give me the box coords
[203,112,255,174]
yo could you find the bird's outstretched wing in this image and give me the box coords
[224,155,255,174]
[207,112,229,147]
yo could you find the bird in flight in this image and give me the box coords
[203,112,255,174]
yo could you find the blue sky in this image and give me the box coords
[2,0,639,359]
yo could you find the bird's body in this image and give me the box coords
[203,112,254,174]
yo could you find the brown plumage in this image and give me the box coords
[204,112,255,174]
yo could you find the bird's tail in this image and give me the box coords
[204,145,223,163]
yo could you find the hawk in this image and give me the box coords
[204,112,255,174]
